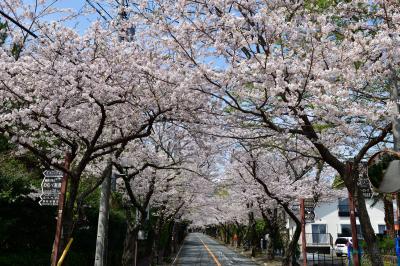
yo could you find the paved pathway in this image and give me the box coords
[173,233,258,266]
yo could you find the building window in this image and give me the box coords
[338,198,358,217]
[341,224,351,237]
[340,224,363,238]
[378,225,386,234]
[338,198,350,216]
[311,224,327,244]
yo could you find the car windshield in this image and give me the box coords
[335,238,348,244]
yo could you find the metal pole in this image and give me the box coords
[348,191,360,266]
[51,153,71,266]
[300,198,307,266]
[94,170,112,266]
[391,68,400,266]
[395,194,400,266]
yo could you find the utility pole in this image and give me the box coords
[390,67,400,265]
[51,153,71,266]
[348,190,360,266]
[300,199,307,266]
[94,167,112,266]
[93,0,130,262]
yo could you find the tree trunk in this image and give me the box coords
[383,195,395,238]
[355,185,383,266]
[164,221,174,258]
[122,223,137,266]
[282,220,301,266]
[341,163,383,266]
[59,177,80,257]
[224,223,230,244]
[267,221,280,260]
[248,211,258,257]
[150,217,163,265]
[263,208,280,260]
[266,235,275,260]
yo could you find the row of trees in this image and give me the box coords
[1,0,400,265]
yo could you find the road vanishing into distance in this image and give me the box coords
[173,233,258,266]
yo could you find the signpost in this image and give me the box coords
[50,153,71,266]
[300,199,307,266]
[40,170,63,206]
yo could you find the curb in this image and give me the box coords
[171,236,186,265]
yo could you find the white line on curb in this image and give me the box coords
[171,236,186,265]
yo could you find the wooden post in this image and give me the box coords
[51,153,71,266]
[300,198,307,266]
[348,191,360,266]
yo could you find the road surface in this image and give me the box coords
[173,233,258,266]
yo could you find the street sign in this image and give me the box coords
[43,170,64,177]
[357,177,373,198]
[304,198,315,208]
[291,203,300,213]
[39,170,63,206]
[303,198,315,223]
[305,210,315,223]
[304,206,314,212]
[138,230,147,240]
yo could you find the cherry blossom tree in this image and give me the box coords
[143,1,399,264]
[111,122,213,265]
[227,143,334,264]
[2,1,400,265]
[0,17,206,255]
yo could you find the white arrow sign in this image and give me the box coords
[43,170,63,177]
[39,170,64,206]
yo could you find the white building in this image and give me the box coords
[287,198,389,253]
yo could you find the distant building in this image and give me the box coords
[287,198,388,254]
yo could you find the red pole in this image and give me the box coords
[300,198,307,266]
[348,191,360,266]
[51,153,71,266]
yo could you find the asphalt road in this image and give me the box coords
[173,233,258,266]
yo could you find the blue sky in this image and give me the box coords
[44,0,97,33]
[20,0,105,34]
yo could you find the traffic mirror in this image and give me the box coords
[367,150,400,193]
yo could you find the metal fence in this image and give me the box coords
[305,233,333,246]
[306,253,347,266]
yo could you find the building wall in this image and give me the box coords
[290,198,391,246]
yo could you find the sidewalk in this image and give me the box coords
[212,237,283,266]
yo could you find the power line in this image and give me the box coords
[85,0,109,21]
[0,9,38,38]
[96,3,113,20]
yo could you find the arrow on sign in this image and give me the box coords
[43,170,63,177]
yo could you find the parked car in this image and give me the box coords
[335,237,350,257]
